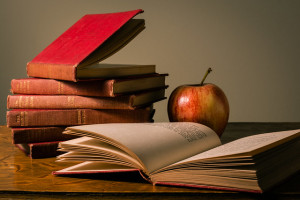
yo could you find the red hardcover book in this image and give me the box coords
[6,108,154,127]
[10,74,167,97]
[16,141,62,159]
[26,9,152,81]
[11,127,76,144]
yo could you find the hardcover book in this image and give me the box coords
[7,89,166,110]
[26,9,152,81]
[6,107,154,127]
[16,141,62,159]
[53,122,300,193]
[11,127,76,144]
[11,75,167,97]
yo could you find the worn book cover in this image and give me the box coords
[7,89,165,110]
[26,9,152,81]
[10,74,167,97]
[7,107,154,127]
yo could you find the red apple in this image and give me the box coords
[168,68,229,137]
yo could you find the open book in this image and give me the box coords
[53,122,300,193]
[26,9,154,81]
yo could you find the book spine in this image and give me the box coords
[7,95,134,110]
[6,108,153,127]
[30,141,61,158]
[10,79,114,97]
[26,62,77,82]
[11,127,76,144]
[16,141,62,159]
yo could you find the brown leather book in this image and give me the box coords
[7,89,166,110]
[11,127,76,144]
[16,141,62,159]
[10,74,167,97]
[6,107,154,127]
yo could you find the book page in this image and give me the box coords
[54,161,139,175]
[58,137,143,169]
[66,122,221,173]
[171,129,300,166]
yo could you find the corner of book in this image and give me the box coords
[119,9,144,16]
[27,62,78,82]
[135,9,144,14]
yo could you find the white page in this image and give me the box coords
[58,137,143,168]
[170,129,300,167]
[66,122,221,173]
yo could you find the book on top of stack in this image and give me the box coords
[6,9,168,159]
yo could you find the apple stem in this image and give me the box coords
[200,67,212,86]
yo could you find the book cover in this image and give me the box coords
[7,89,166,110]
[26,9,149,81]
[11,74,167,97]
[6,107,154,127]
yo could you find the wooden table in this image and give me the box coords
[0,123,299,200]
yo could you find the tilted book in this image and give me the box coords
[53,122,300,193]
[11,127,76,144]
[26,9,153,81]
[6,107,154,127]
[10,74,167,97]
[7,89,166,110]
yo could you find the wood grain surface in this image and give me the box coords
[0,123,299,200]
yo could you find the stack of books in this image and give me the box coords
[6,9,168,158]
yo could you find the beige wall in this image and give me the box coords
[1,0,299,125]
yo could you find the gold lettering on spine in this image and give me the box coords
[19,80,30,93]
[23,80,26,93]
[77,110,86,124]
[20,112,24,126]
[30,97,34,108]
[60,83,64,94]
[25,81,27,93]
[14,99,18,108]
[20,111,28,126]
[15,96,20,108]
[58,82,61,94]
[77,110,82,124]
[14,96,34,108]
[19,96,23,108]
[25,80,30,93]
[25,96,29,108]
[58,82,64,94]
[16,114,20,124]
[67,96,75,107]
